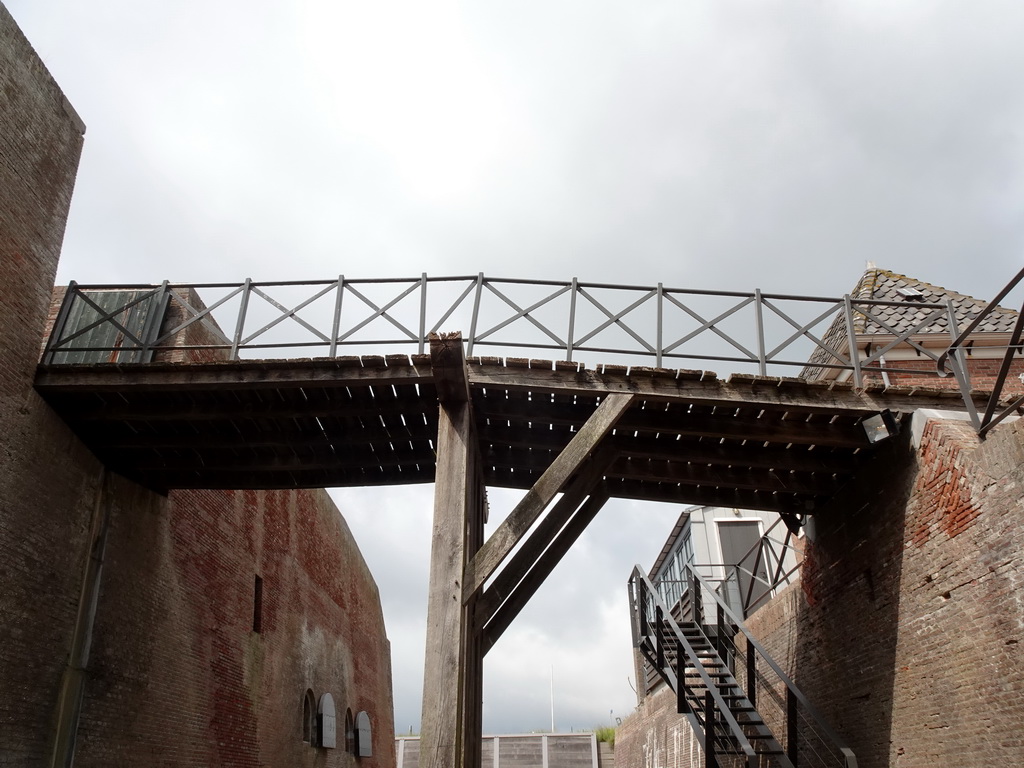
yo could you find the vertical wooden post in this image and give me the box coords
[420,333,485,768]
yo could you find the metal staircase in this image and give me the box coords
[628,565,857,768]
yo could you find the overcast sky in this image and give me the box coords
[9,0,1024,735]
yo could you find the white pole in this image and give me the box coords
[550,665,555,733]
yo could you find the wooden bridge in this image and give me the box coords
[34,277,994,768]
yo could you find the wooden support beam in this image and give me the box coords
[475,446,617,629]
[430,332,471,404]
[420,332,484,768]
[482,486,610,654]
[463,392,634,601]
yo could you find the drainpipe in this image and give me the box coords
[49,469,112,768]
[879,355,892,388]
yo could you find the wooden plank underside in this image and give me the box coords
[34,355,433,391]
[465,363,974,414]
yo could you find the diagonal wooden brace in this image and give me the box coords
[462,392,634,602]
[474,446,617,629]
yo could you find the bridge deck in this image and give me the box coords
[35,354,967,513]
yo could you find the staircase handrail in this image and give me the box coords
[682,563,858,768]
[630,566,760,768]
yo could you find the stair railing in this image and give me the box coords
[630,566,760,768]
[677,564,858,768]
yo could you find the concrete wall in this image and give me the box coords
[397,733,607,768]
[616,415,1024,768]
[0,5,394,766]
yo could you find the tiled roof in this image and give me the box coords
[847,267,1018,335]
[802,265,1018,376]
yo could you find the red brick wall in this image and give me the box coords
[70,484,395,768]
[751,417,1024,768]
[1,7,394,767]
[0,4,90,762]
[859,356,1024,395]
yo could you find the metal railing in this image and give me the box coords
[939,265,1024,436]
[630,567,762,768]
[630,564,857,768]
[42,275,971,387]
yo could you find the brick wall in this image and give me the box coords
[0,6,394,766]
[618,417,1024,768]
[70,483,395,768]
[857,356,1024,395]
[0,3,90,763]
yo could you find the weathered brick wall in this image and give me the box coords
[616,685,700,768]
[0,3,90,763]
[1,6,395,767]
[618,417,1024,768]
[72,484,395,768]
[772,417,1024,768]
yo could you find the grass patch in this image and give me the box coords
[593,726,615,746]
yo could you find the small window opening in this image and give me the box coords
[302,690,315,744]
[345,709,355,754]
[896,287,926,302]
[252,575,263,633]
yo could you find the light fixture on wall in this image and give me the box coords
[862,410,900,444]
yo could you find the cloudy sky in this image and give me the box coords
[9,0,1024,735]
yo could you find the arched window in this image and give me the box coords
[302,690,316,744]
[345,708,355,754]
[355,711,372,757]
[318,693,337,749]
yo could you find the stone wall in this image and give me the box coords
[0,5,394,766]
[617,416,1024,768]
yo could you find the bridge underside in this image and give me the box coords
[35,347,964,513]
[35,335,972,768]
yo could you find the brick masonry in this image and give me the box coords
[617,417,1024,767]
[0,5,394,766]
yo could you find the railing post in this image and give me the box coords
[754,288,767,376]
[746,642,756,709]
[704,690,717,768]
[138,281,170,363]
[843,295,863,389]
[693,575,703,629]
[567,277,578,362]
[330,275,345,358]
[787,687,798,767]
[43,280,78,365]
[715,603,725,660]
[231,278,252,360]
[677,639,689,714]
[656,283,663,368]
[638,581,648,638]
[655,605,665,670]
[468,273,484,358]
[418,273,428,355]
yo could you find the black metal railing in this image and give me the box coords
[939,265,1024,437]
[629,564,857,768]
[42,276,971,388]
